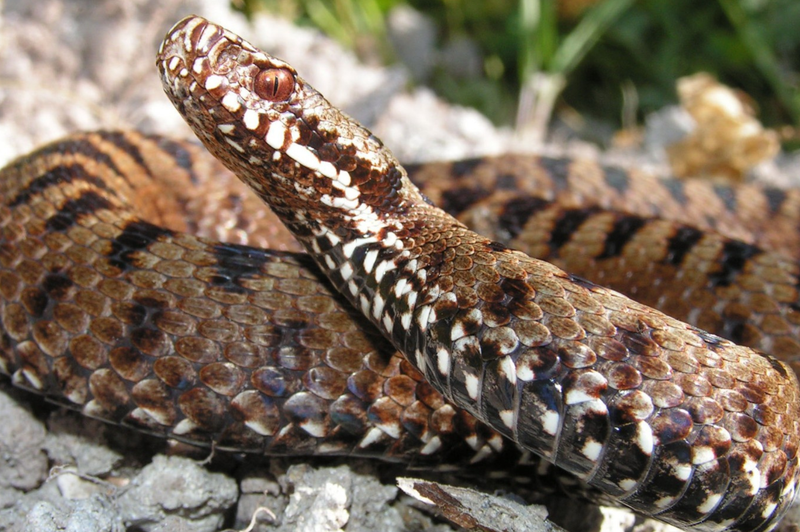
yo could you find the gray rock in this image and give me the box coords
[43,411,124,477]
[279,464,353,532]
[346,469,404,532]
[117,455,237,532]
[20,496,123,532]
[0,385,48,492]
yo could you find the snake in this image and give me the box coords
[1,14,799,532]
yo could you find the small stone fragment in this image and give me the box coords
[116,455,237,532]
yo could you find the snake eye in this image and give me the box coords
[253,68,294,102]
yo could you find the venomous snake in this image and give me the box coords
[1,14,799,531]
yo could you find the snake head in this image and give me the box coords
[157,15,422,240]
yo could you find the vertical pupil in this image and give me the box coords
[254,68,294,102]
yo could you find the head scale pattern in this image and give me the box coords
[157,16,419,244]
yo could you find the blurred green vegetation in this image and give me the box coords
[235,0,800,135]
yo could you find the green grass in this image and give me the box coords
[236,0,800,137]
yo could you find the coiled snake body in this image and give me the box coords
[1,15,799,531]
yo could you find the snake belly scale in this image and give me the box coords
[0,14,798,532]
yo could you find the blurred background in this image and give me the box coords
[236,0,800,148]
[2,0,799,178]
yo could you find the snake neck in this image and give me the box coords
[156,15,463,357]
[275,188,470,363]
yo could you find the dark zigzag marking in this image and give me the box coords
[497,196,551,240]
[763,187,787,215]
[439,185,491,216]
[36,136,126,179]
[10,164,113,208]
[664,226,704,266]
[105,220,176,272]
[707,240,762,288]
[539,157,572,191]
[598,215,648,259]
[98,131,153,180]
[44,190,114,232]
[713,183,737,212]
[495,173,519,190]
[153,135,201,184]
[206,242,315,295]
[448,158,482,178]
[548,208,598,250]
[663,178,687,206]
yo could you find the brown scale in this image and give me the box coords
[1,16,800,532]
[0,131,535,477]
[193,148,800,369]
[407,162,800,368]
[408,156,800,260]
[153,16,800,532]
[3,131,796,377]
[177,138,800,368]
